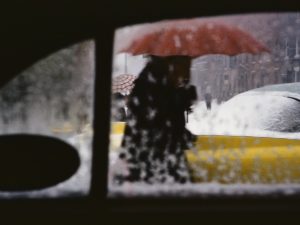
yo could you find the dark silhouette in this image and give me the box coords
[115,55,197,184]
[0,135,79,191]
[111,93,127,121]
[204,92,212,110]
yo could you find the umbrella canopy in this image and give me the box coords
[112,74,137,95]
[120,19,269,58]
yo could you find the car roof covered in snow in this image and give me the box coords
[249,82,300,95]
[242,82,300,101]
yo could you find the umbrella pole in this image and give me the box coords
[185,110,188,123]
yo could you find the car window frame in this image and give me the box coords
[1,1,300,223]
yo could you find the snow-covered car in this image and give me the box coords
[186,82,300,184]
[187,82,300,137]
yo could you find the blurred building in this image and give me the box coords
[191,13,300,103]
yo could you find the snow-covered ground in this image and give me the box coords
[109,182,300,198]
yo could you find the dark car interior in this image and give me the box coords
[1,0,300,224]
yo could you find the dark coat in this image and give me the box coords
[111,93,127,121]
[116,57,197,184]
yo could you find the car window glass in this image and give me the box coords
[108,13,300,197]
[0,40,95,198]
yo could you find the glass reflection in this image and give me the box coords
[109,13,300,197]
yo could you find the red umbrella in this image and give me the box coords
[112,74,137,95]
[120,19,269,57]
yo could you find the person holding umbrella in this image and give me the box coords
[111,93,127,121]
[115,55,197,184]
[111,74,136,121]
[114,18,269,184]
